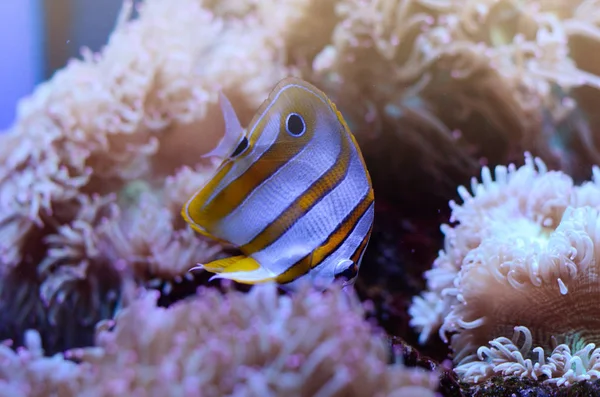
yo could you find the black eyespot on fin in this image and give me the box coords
[231,137,249,157]
[334,262,358,281]
[285,113,306,136]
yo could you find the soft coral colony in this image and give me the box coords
[0,0,440,394]
[0,0,297,353]
[410,153,600,385]
[3,0,600,395]
[0,285,439,396]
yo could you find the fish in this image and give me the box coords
[181,77,375,290]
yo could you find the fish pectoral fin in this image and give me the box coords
[190,255,277,284]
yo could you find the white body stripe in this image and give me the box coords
[250,143,370,274]
[214,111,343,246]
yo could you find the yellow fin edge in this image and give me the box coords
[192,255,277,285]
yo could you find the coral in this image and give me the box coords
[560,0,600,176]
[0,0,292,352]
[1,285,439,397]
[0,330,86,396]
[0,129,90,270]
[5,0,600,394]
[306,0,600,209]
[0,191,122,354]
[409,153,600,386]
[97,178,223,282]
[13,0,291,182]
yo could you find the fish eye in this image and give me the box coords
[334,262,359,281]
[285,113,306,136]
[230,136,249,157]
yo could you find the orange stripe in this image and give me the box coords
[197,107,317,231]
[310,191,374,268]
[182,160,236,240]
[241,131,351,254]
[332,95,373,190]
[275,189,374,284]
[350,222,373,264]
[274,253,313,284]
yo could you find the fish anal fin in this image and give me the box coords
[191,255,276,285]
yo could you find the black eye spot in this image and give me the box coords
[334,262,358,281]
[285,113,306,136]
[231,137,248,157]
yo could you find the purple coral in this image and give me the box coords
[1,285,439,396]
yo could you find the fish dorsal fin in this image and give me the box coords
[202,91,244,159]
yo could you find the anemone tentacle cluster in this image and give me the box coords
[410,152,600,385]
[5,0,600,392]
[1,284,439,396]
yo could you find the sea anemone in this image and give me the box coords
[96,177,223,284]
[0,0,290,351]
[36,193,122,350]
[308,0,600,210]
[409,152,600,385]
[0,330,86,396]
[2,284,439,396]
[6,2,600,389]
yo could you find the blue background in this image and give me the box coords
[0,0,125,130]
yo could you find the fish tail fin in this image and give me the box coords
[190,255,276,284]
